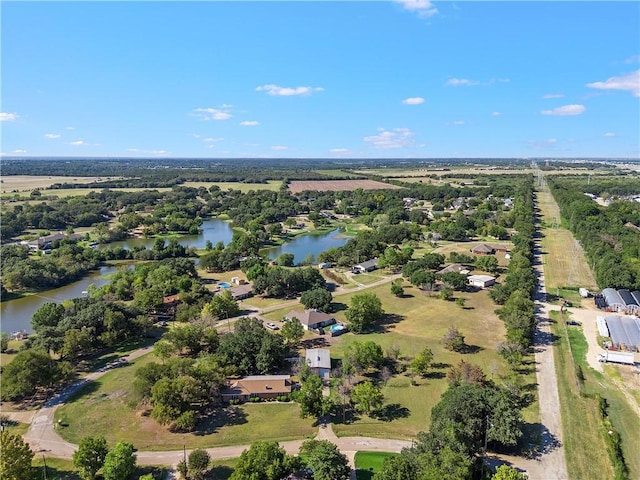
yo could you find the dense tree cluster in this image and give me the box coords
[252,266,326,298]
[488,179,537,351]
[375,381,523,480]
[548,177,640,289]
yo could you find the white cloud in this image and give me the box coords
[193,107,232,120]
[587,70,640,97]
[271,145,289,151]
[11,149,27,154]
[44,133,61,139]
[492,111,501,116]
[127,148,169,155]
[0,112,18,122]
[446,78,480,87]
[543,93,564,99]
[452,120,465,125]
[527,138,558,150]
[446,78,509,87]
[604,132,617,137]
[363,127,416,149]
[330,148,349,153]
[256,84,324,96]
[623,55,640,64]
[69,140,90,146]
[394,0,438,18]
[64,126,75,130]
[540,104,586,116]
[240,120,260,126]
[402,97,425,105]
[203,137,224,143]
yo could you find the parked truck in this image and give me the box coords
[597,351,636,365]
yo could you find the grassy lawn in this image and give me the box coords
[353,273,388,285]
[536,186,598,291]
[355,451,398,480]
[55,352,316,450]
[0,339,26,367]
[262,283,526,440]
[183,181,282,192]
[549,310,616,479]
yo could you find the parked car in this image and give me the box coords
[265,322,279,330]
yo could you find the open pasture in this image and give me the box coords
[0,175,122,193]
[288,179,402,193]
[182,181,282,192]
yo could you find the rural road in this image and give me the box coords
[525,194,568,479]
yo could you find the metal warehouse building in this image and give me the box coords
[604,315,640,352]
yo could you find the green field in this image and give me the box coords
[355,451,398,480]
[55,352,316,450]
[183,181,282,192]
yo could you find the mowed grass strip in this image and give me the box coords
[536,186,597,290]
[549,311,614,480]
[355,451,398,480]
[55,352,316,450]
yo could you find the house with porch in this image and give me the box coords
[221,375,292,403]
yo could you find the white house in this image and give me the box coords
[352,258,378,273]
[305,348,331,379]
[467,274,496,288]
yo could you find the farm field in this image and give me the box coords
[288,180,403,193]
[55,352,316,450]
[1,186,173,199]
[182,180,282,192]
[0,175,122,193]
[536,185,598,291]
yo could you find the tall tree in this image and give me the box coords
[411,347,434,377]
[299,440,350,480]
[300,287,333,312]
[298,374,324,418]
[188,448,211,480]
[73,435,109,480]
[350,381,384,415]
[102,441,136,480]
[280,319,304,347]
[345,292,383,333]
[229,441,298,480]
[0,430,34,480]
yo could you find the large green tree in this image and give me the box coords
[73,435,109,480]
[280,318,305,347]
[345,292,383,333]
[102,441,136,480]
[0,430,34,480]
[300,287,333,312]
[229,441,298,480]
[299,440,350,480]
[298,374,324,418]
[0,349,73,400]
[188,448,211,480]
[204,289,240,320]
[350,381,384,415]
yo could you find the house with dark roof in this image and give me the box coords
[437,264,470,275]
[229,284,253,300]
[352,258,378,273]
[285,309,336,331]
[221,375,292,403]
[471,244,495,255]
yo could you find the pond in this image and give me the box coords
[1,224,349,333]
[99,218,235,251]
[264,228,348,264]
[1,265,119,334]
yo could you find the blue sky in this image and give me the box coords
[2,1,639,159]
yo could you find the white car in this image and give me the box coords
[265,322,279,330]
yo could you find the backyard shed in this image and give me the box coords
[305,348,331,379]
[467,274,496,288]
